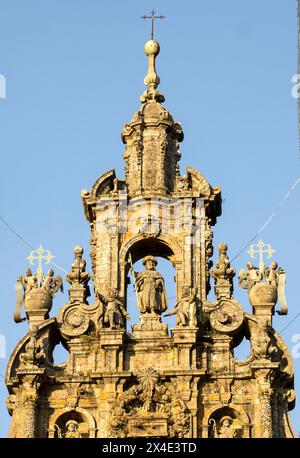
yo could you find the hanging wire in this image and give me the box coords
[230,175,300,263]
[0,215,68,274]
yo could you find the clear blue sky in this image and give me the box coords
[0,0,299,437]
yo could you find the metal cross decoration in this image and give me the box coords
[141,9,165,40]
[27,245,55,286]
[247,239,276,273]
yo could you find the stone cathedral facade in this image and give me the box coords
[6,38,295,438]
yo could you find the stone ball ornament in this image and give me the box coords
[249,282,278,307]
[209,298,244,335]
[25,289,53,313]
[144,39,160,56]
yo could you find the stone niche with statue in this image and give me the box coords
[5,35,295,438]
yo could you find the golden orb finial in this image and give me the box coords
[143,39,160,94]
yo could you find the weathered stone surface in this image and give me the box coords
[5,37,295,438]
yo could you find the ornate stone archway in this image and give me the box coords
[201,403,251,438]
[48,407,97,438]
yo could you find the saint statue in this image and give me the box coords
[57,420,81,438]
[133,256,168,315]
[209,416,239,438]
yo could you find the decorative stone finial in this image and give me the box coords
[238,260,288,322]
[66,246,91,304]
[210,243,236,299]
[140,40,165,103]
[144,40,160,90]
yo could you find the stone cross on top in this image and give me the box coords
[141,9,165,40]
[27,245,55,286]
[247,239,276,273]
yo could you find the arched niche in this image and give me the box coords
[48,407,96,438]
[201,404,251,438]
[119,234,184,311]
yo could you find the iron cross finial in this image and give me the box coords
[141,9,165,40]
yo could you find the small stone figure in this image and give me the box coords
[103,289,130,329]
[134,256,168,315]
[264,261,280,287]
[57,420,81,438]
[66,246,90,286]
[218,416,238,438]
[19,326,45,367]
[250,319,277,360]
[14,267,63,323]
[42,269,64,296]
[238,262,262,291]
[209,416,239,438]
[211,243,235,299]
[66,246,91,303]
[23,268,38,295]
[164,288,197,327]
[239,260,288,316]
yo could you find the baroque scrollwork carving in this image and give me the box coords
[209,298,244,336]
[58,303,90,338]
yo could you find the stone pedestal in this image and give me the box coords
[171,327,198,369]
[26,309,50,325]
[132,314,168,338]
[100,330,125,371]
[251,303,275,325]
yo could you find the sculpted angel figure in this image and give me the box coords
[164,288,197,327]
[14,267,63,323]
[133,256,168,315]
[238,262,262,291]
[23,268,38,294]
[42,269,64,296]
[102,289,130,329]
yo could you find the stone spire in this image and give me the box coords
[121,39,183,196]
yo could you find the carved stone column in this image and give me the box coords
[258,388,273,438]
[17,371,44,438]
[23,394,38,438]
[252,364,278,438]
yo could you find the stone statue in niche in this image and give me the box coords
[133,256,168,315]
[56,419,81,438]
[209,416,240,438]
[102,288,130,329]
[164,288,197,326]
